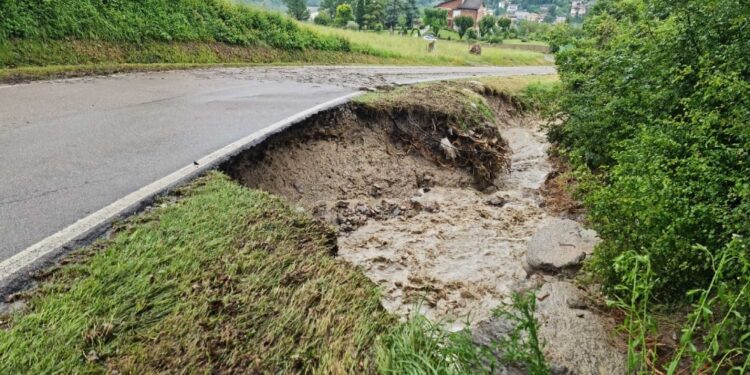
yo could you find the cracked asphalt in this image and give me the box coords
[0,65,554,261]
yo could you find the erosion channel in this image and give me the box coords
[223,81,626,374]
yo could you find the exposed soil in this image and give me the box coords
[226,96,548,324]
[225,85,627,372]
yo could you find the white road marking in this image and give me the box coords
[0,91,363,284]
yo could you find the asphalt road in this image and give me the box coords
[0,65,554,262]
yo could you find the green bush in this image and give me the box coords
[466,28,478,41]
[334,4,354,27]
[552,0,750,371]
[0,0,349,52]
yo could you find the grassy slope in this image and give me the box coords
[306,24,548,66]
[0,0,549,83]
[0,174,392,374]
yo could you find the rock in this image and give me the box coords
[526,218,599,273]
[486,195,508,207]
[292,181,304,194]
[535,281,627,374]
[470,43,482,55]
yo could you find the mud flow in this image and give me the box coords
[224,98,550,325]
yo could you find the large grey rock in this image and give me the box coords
[536,282,627,375]
[526,218,599,273]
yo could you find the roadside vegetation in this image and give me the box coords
[305,23,548,66]
[0,174,393,374]
[547,0,750,372]
[0,0,550,83]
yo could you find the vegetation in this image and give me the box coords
[0,0,346,52]
[334,4,355,27]
[0,173,393,374]
[550,0,750,372]
[0,0,364,78]
[423,8,449,35]
[453,15,475,39]
[305,24,549,66]
[283,0,310,21]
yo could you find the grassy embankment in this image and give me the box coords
[0,0,549,83]
[0,76,555,374]
[306,24,548,66]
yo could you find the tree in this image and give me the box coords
[314,9,332,25]
[404,0,418,28]
[453,15,474,39]
[355,0,366,29]
[497,17,511,31]
[334,4,354,27]
[320,0,350,14]
[363,0,385,29]
[422,8,447,35]
[478,15,496,37]
[385,0,400,30]
[283,0,310,20]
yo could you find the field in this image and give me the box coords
[305,24,549,66]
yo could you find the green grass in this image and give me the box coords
[0,173,393,374]
[304,24,550,66]
[0,0,549,83]
[502,39,549,46]
[0,40,389,83]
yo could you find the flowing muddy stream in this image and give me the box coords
[337,119,550,325]
[225,93,627,373]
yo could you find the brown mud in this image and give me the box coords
[224,86,626,373]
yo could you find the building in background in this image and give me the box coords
[436,0,486,27]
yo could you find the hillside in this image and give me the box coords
[0,0,549,82]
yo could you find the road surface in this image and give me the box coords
[0,65,554,262]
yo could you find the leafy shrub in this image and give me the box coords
[466,28,478,41]
[453,15,474,39]
[345,21,359,30]
[333,4,354,27]
[552,0,750,371]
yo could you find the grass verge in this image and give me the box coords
[0,173,393,374]
[0,40,396,84]
[303,24,550,67]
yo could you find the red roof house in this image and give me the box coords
[436,0,486,28]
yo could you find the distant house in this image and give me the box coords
[436,0,486,27]
[555,16,567,23]
[506,4,518,15]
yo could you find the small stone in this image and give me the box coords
[486,195,508,207]
[292,181,304,194]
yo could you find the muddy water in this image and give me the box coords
[338,118,552,326]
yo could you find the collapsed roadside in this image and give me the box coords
[0,77,624,374]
